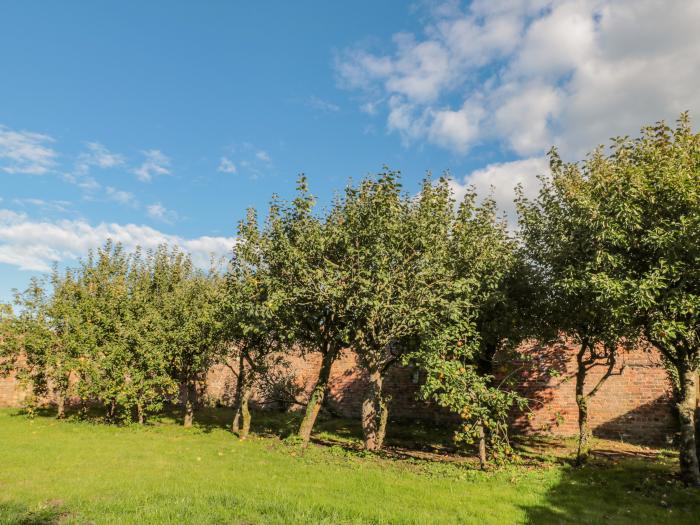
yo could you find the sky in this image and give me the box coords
[1,0,700,302]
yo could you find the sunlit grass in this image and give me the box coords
[0,409,698,524]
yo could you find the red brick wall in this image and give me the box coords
[0,368,27,407]
[511,342,675,444]
[1,343,677,444]
[204,350,437,420]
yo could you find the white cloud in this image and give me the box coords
[306,95,341,113]
[337,1,700,158]
[0,208,234,272]
[450,157,550,223]
[510,2,596,78]
[428,99,484,153]
[105,186,136,206]
[255,150,271,163]
[386,96,428,143]
[62,171,101,192]
[12,198,72,214]
[0,125,57,175]
[493,82,562,155]
[218,157,237,173]
[360,101,379,115]
[63,142,126,195]
[384,34,452,103]
[133,149,171,182]
[147,202,178,224]
[223,142,274,178]
[76,142,124,174]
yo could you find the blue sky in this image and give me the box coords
[1,1,699,303]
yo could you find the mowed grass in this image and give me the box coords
[0,409,699,524]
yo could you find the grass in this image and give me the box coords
[0,408,699,524]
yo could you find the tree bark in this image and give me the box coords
[298,347,335,445]
[56,394,66,419]
[576,393,589,464]
[575,340,618,464]
[231,407,241,434]
[362,369,384,451]
[231,357,253,439]
[137,402,144,425]
[375,391,389,450]
[239,387,252,439]
[575,339,590,464]
[107,399,117,421]
[695,372,700,465]
[477,422,487,470]
[676,367,700,485]
[476,342,494,469]
[183,381,196,428]
[231,354,246,434]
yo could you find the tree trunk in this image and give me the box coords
[362,369,384,451]
[231,357,253,439]
[231,354,246,434]
[239,387,252,439]
[375,392,389,450]
[56,395,66,419]
[575,340,590,464]
[695,372,700,465]
[298,347,335,445]
[183,381,196,428]
[476,342,494,469]
[137,403,145,425]
[576,393,589,464]
[231,408,241,434]
[477,422,487,470]
[107,399,117,421]
[676,367,700,485]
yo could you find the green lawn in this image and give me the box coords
[0,409,698,524]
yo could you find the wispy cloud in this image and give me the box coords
[360,101,379,115]
[62,142,126,195]
[221,142,274,179]
[12,198,72,214]
[0,125,57,175]
[147,202,178,224]
[218,157,237,173]
[133,149,171,182]
[0,208,234,272]
[76,142,125,174]
[105,186,136,206]
[62,172,101,192]
[306,95,340,113]
[337,1,700,158]
[255,150,271,163]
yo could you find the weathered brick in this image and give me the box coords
[0,342,678,444]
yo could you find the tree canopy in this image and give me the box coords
[1,114,698,482]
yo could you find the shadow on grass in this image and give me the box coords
[175,405,480,467]
[0,501,68,525]
[513,433,574,465]
[160,405,305,437]
[9,402,482,467]
[8,407,58,419]
[10,403,555,469]
[522,456,700,524]
[180,405,457,447]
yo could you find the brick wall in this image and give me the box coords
[204,350,439,420]
[0,343,677,444]
[511,343,676,444]
[0,368,27,408]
